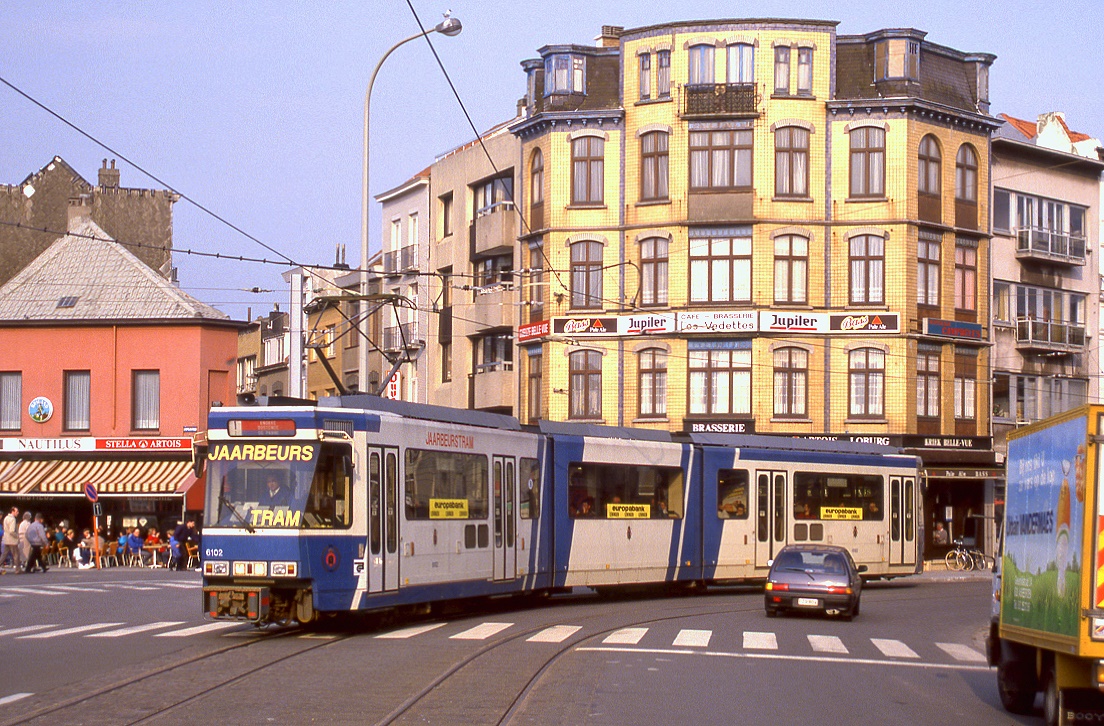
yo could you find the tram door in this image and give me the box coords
[492,456,517,581]
[888,476,918,567]
[367,446,400,593]
[755,470,788,568]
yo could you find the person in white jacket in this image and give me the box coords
[1,506,20,571]
[17,511,32,563]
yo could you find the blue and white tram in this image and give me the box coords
[199,396,920,625]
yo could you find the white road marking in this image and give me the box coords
[807,634,849,654]
[3,587,67,597]
[376,623,447,640]
[104,585,159,591]
[450,622,513,640]
[0,624,58,637]
[39,585,108,593]
[155,621,243,637]
[936,643,987,663]
[603,627,648,645]
[527,625,582,643]
[576,645,991,672]
[743,631,778,650]
[871,638,920,659]
[87,621,186,638]
[19,622,124,639]
[0,693,33,706]
[672,629,712,648]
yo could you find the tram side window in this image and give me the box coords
[717,469,749,518]
[568,462,682,519]
[519,457,540,519]
[404,448,489,520]
[793,472,884,521]
[302,451,352,529]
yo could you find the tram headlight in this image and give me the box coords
[270,561,298,577]
[232,561,268,577]
[204,560,230,576]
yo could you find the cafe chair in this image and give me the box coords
[185,543,200,570]
[56,544,72,568]
[100,542,119,568]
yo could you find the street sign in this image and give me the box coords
[92,502,102,517]
[84,482,98,502]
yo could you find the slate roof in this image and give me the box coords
[0,218,228,322]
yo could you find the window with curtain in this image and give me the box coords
[640,131,669,201]
[956,145,978,203]
[849,234,885,305]
[773,347,807,417]
[796,48,813,94]
[849,126,885,198]
[570,240,603,309]
[773,235,808,304]
[530,148,544,207]
[0,372,20,430]
[65,370,91,431]
[527,354,542,424]
[954,241,977,311]
[639,53,651,100]
[727,43,754,83]
[657,50,671,98]
[849,349,885,418]
[918,231,941,307]
[774,46,791,93]
[641,237,669,306]
[133,370,160,430]
[916,349,940,419]
[638,349,667,418]
[774,126,809,197]
[571,136,604,204]
[689,130,753,190]
[569,350,602,419]
[688,44,714,85]
[688,348,752,415]
[690,235,752,303]
[918,135,941,196]
[954,377,976,420]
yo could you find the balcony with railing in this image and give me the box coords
[382,322,423,352]
[382,245,419,276]
[465,282,518,330]
[1015,227,1087,266]
[680,83,759,119]
[1015,317,1086,354]
[471,361,515,410]
[471,201,519,256]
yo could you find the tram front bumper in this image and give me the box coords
[204,586,270,622]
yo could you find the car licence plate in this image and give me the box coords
[796,597,820,607]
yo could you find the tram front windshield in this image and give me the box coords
[204,440,351,530]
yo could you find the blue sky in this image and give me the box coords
[1,1,1100,320]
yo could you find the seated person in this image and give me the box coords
[264,475,291,507]
[126,527,146,563]
[76,529,102,569]
[577,498,596,517]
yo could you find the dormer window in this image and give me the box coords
[56,296,79,309]
[875,38,920,81]
[544,54,585,95]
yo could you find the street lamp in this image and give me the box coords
[359,13,462,394]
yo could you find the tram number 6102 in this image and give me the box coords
[205,548,224,558]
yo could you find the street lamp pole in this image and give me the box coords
[359,13,462,394]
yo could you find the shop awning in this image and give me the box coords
[0,458,197,497]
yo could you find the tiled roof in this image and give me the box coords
[999,113,1037,139]
[1056,115,1092,143]
[0,219,228,322]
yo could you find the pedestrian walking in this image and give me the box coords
[18,511,32,563]
[23,513,49,574]
[1,506,20,571]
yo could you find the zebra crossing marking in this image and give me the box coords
[376,623,447,639]
[672,629,712,648]
[527,625,582,643]
[807,634,849,654]
[603,627,648,645]
[87,621,186,638]
[936,643,986,663]
[19,622,124,639]
[871,638,920,659]
[449,622,513,640]
[743,631,778,650]
[0,624,58,637]
[155,621,242,637]
[0,693,33,706]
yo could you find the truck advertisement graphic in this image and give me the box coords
[1003,414,1087,637]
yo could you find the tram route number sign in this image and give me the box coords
[84,482,99,502]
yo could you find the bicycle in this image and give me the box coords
[966,547,995,571]
[944,539,973,571]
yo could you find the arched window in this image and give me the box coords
[775,126,809,197]
[773,347,808,417]
[530,148,544,207]
[638,348,667,418]
[571,136,604,204]
[570,240,603,309]
[688,44,715,85]
[955,145,978,203]
[727,43,754,83]
[774,234,808,304]
[640,131,669,201]
[640,237,668,306]
[849,126,885,198]
[848,234,884,305]
[848,348,885,418]
[569,350,602,420]
[918,135,941,196]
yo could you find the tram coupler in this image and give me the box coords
[204,586,270,622]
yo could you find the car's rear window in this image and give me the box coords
[775,551,848,574]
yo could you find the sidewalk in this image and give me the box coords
[914,559,993,582]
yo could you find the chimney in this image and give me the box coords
[98,158,120,188]
[67,194,93,230]
[596,25,622,48]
